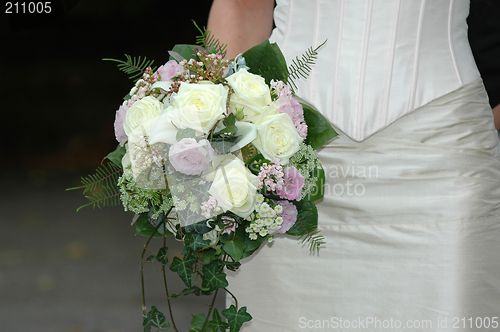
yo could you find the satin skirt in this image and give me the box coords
[226,78,500,331]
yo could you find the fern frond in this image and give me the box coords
[298,230,325,252]
[103,54,156,82]
[67,162,123,211]
[193,21,227,57]
[286,40,327,91]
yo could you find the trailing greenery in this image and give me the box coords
[193,21,228,57]
[103,54,156,82]
[286,40,327,91]
[67,162,122,211]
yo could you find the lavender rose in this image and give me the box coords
[168,138,215,175]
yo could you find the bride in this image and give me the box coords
[208,1,500,331]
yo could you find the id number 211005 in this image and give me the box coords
[5,2,52,14]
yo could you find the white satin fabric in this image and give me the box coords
[227,78,500,331]
[270,0,480,141]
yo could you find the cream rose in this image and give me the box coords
[208,155,258,218]
[253,110,303,164]
[123,96,164,137]
[166,81,228,134]
[226,68,272,122]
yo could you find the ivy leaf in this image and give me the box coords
[183,233,211,256]
[176,127,198,141]
[208,308,230,332]
[105,144,126,168]
[135,213,164,238]
[143,306,170,332]
[189,312,209,332]
[171,285,211,298]
[202,261,228,291]
[156,247,168,266]
[214,113,238,137]
[146,255,156,263]
[199,248,218,264]
[183,220,212,235]
[302,103,338,150]
[222,305,252,332]
[169,255,197,287]
[286,200,318,236]
[223,261,241,272]
[220,236,247,262]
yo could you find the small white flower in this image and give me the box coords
[245,227,253,233]
[249,233,258,240]
[256,194,264,204]
[259,229,268,237]
[274,204,283,214]
[264,218,273,226]
[276,216,284,225]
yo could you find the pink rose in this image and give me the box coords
[276,200,298,234]
[276,166,305,201]
[157,60,185,81]
[114,104,129,146]
[168,138,215,175]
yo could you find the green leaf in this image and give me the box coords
[170,44,197,61]
[156,247,168,265]
[302,103,338,150]
[176,127,198,141]
[222,305,252,332]
[214,113,238,137]
[103,54,156,82]
[199,248,218,264]
[143,306,170,332]
[201,261,228,291]
[304,166,326,201]
[169,255,197,287]
[171,285,211,298]
[286,200,318,236]
[183,233,211,256]
[209,308,230,332]
[146,255,156,263]
[183,220,212,235]
[234,224,265,259]
[243,39,289,85]
[223,261,241,272]
[189,312,209,332]
[105,144,126,168]
[135,213,164,238]
[220,236,247,262]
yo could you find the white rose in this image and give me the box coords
[253,108,303,164]
[123,96,164,136]
[226,68,271,122]
[208,155,258,218]
[166,81,228,134]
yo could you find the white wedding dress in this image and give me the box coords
[227,1,500,331]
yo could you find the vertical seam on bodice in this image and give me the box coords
[355,0,374,139]
[281,0,294,52]
[448,0,463,85]
[308,0,321,105]
[379,0,402,129]
[408,0,427,111]
[332,0,346,125]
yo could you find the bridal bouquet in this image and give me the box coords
[70,27,336,332]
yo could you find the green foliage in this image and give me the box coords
[286,40,327,91]
[201,261,228,291]
[103,54,156,82]
[170,44,198,61]
[67,162,122,211]
[143,306,170,332]
[304,166,326,201]
[189,312,212,332]
[208,309,230,332]
[220,236,247,262]
[194,21,227,57]
[222,305,252,332]
[243,39,289,85]
[287,200,325,252]
[302,103,338,150]
[169,255,197,288]
[135,213,170,238]
[106,144,127,168]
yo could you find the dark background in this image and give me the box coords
[0,1,499,331]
